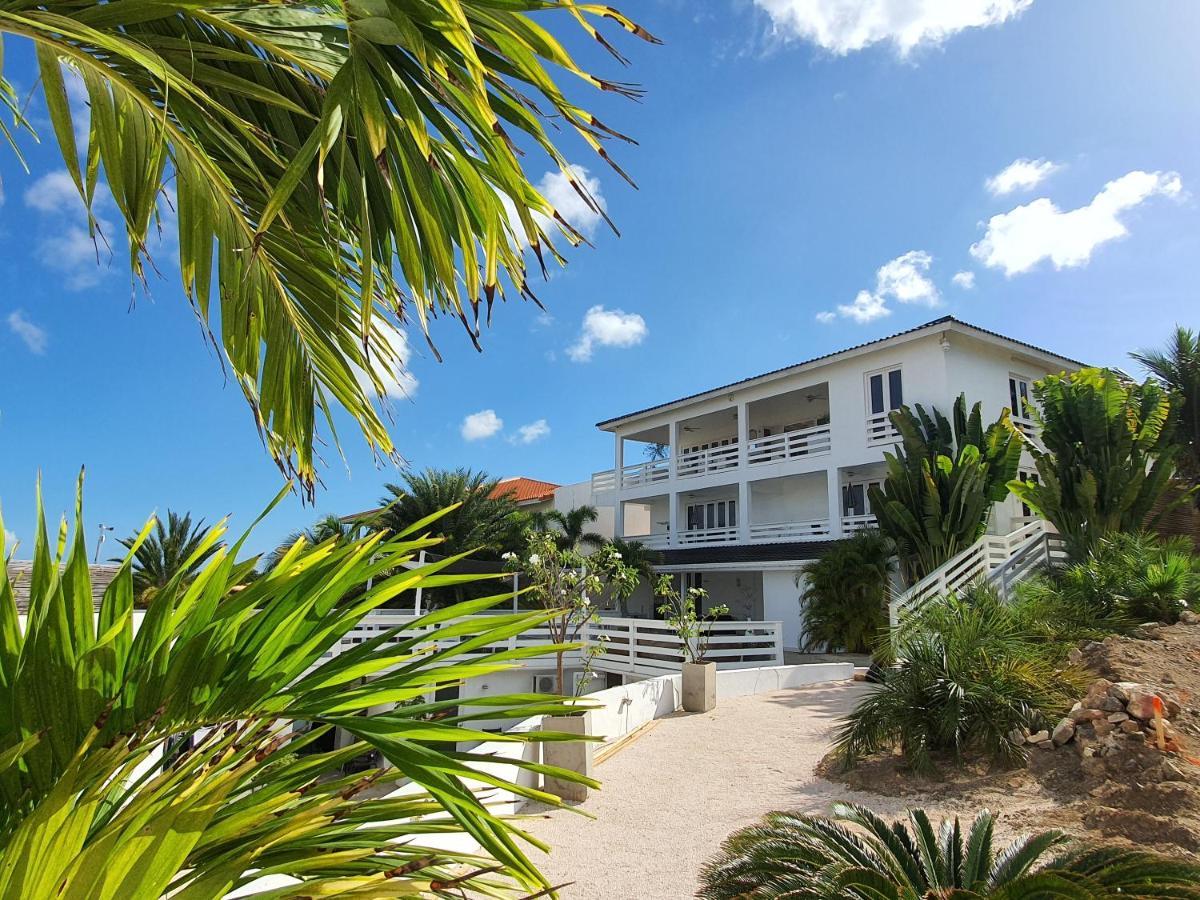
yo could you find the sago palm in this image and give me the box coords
[698,803,1200,899]
[0,2,657,497]
[114,509,221,604]
[0,476,593,898]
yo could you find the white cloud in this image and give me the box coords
[986,158,1061,196]
[461,409,504,442]
[35,225,107,289]
[567,305,648,362]
[970,170,1183,276]
[512,419,551,445]
[24,169,115,290]
[815,310,837,324]
[24,170,84,214]
[754,0,1033,56]
[507,164,607,248]
[7,310,48,354]
[3,528,16,549]
[834,250,940,324]
[952,270,976,289]
[353,321,418,400]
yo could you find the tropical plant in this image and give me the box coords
[114,509,221,605]
[653,574,729,665]
[800,530,895,654]
[0,2,657,497]
[1133,325,1200,498]
[504,532,637,696]
[0,478,591,897]
[836,584,1087,775]
[377,468,528,560]
[698,803,1200,899]
[1010,368,1188,560]
[606,537,659,615]
[869,394,1023,584]
[530,505,606,551]
[261,512,356,571]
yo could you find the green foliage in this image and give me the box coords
[836,585,1087,776]
[698,803,1200,899]
[0,2,657,497]
[0,476,590,897]
[115,510,222,606]
[653,574,729,664]
[869,395,1023,584]
[261,513,356,571]
[1133,325,1200,497]
[800,530,895,654]
[1010,368,1187,559]
[530,505,606,552]
[1018,532,1200,627]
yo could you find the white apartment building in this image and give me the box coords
[587,316,1083,652]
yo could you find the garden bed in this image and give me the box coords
[820,618,1200,856]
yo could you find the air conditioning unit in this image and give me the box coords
[535,675,556,694]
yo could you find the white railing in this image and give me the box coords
[676,525,740,546]
[635,532,671,550]
[746,425,831,465]
[866,412,900,445]
[841,514,877,534]
[619,458,670,488]
[676,443,739,478]
[591,469,616,494]
[586,617,784,675]
[748,519,831,542]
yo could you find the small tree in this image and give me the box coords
[1133,326,1200,501]
[1010,368,1190,560]
[801,530,895,654]
[505,533,637,696]
[869,395,1022,584]
[654,574,729,664]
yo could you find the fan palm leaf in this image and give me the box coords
[0,2,658,498]
[114,509,221,602]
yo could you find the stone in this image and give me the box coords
[1093,719,1116,737]
[1098,697,1125,713]
[1068,647,1084,664]
[1008,727,1026,746]
[1036,740,1054,750]
[1120,720,1143,734]
[1107,711,1130,724]
[1179,610,1199,625]
[1127,690,1168,721]
[1083,679,1113,708]
[1027,730,1050,744]
[1069,706,1102,723]
[1052,718,1075,746]
[1108,682,1141,703]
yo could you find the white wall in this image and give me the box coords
[696,570,762,619]
[749,473,828,524]
[555,480,616,541]
[763,569,806,651]
[621,495,666,537]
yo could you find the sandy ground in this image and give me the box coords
[520,682,1048,899]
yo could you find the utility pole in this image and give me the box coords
[94,524,114,563]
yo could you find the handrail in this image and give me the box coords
[747,424,831,465]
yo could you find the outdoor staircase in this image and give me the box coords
[889,520,1068,623]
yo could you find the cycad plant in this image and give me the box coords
[698,803,1200,899]
[869,395,1023,584]
[800,530,895,654]
[835,585,1086,775]
[0,2,657,497]
[1009,368,1187,560]
[114,510,221,605]
[0,477,591,898]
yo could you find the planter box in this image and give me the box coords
[682,661,716,713]
[541,712,593,802]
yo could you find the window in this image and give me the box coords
[842,479,882,518]
[865,366,903,443]
[1009,375,1033,422]
[1017,469,1040,519]
[686,499,736,531]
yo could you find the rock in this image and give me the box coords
[1028,729,1050,744]
[1084,679,1113,708]
[1052,718,1075,745]
[1007,727,1026,746]
[1179,610,1199,625]
[1093,719,1116,737]
[1070,706,1102,723]
[1098,697,1125,713]
[1037,740,1054,750]
[1107,711,1130,724]
[1120,720,1143,734]
[1068,647,1084,664]
[1108,682,1141,703]
[1127,690,1170,721]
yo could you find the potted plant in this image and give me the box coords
[654,574,729,713]
[505,534,637,801]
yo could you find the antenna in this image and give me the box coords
[94,524,114,563]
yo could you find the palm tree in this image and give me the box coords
[699,804,1200,899]
[262,513,355,571]
[377,468,526,560]
[1,4,657,498]
[1,478,590,896]
[801,530,895,654]
[1133,326,1200,502]
[530,505,605,551]
[114,510,220,604]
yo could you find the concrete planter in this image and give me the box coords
[682,661,717,713]
[541,712,594,802]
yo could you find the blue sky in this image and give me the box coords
[2,1,1199,556]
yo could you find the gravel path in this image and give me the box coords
[519,682,983,898]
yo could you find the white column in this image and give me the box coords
[413,549,426,614]
[668,420,679,480]
[736,401,749,468]
[826,468,844,539]
[614,432,624,487]
[737,478,750,543]
[667,490,678,547]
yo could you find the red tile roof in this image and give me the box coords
[490,477,559,505]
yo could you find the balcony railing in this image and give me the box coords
[841,514,877,534]
[591,469,617,494]
[746,424,831,465]
[619,457,670,488]
[866,412,901,446]
[676,442,739,478]
[747,519,832,542]
[676,525,740,545]
[586,616,784,676]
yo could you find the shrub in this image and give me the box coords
[698,803,1200,899]
[835,585,1087,775]
[800,530,895,654]
[869,395,1022,584]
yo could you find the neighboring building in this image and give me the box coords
[588,316,1084,651]
[488,476,559,516]
[7,561,122,614]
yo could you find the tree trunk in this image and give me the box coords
[556,651,566,697]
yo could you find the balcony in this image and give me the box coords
[746,424,831,465]
[676,442,739,478]
[619,458,670,487]
[841,514,878,534]
[626,519,833,549]
[866,411,900,446]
